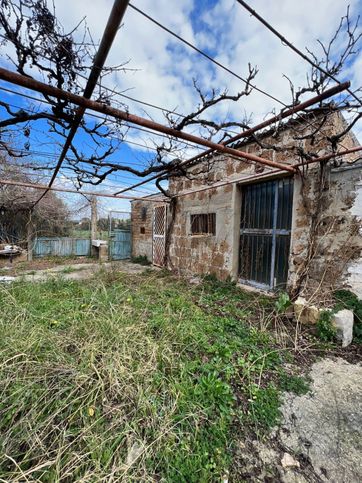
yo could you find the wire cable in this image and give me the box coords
[128,2,287,107]
[235,0,362,107]
[0,85,206,152]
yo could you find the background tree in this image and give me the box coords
[0,154,70,243]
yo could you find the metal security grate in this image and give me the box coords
[190,213,216,235]
[239,178,293,290]
[153,205,167,266]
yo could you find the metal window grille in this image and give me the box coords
[152,205,167,266]
[239,178,293,290]
[190,213,216,235]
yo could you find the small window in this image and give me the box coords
[190,213,216,235]
[140,226,145,234]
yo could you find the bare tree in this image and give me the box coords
[0,154,70,243]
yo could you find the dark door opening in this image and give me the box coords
[239,178,293,290]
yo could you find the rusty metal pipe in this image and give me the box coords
[0,178,166,202]
[114,81,350,195]
[172,147,362,199]
[0,67,296,174]
[220,82,350,145]
[294,146,362,167]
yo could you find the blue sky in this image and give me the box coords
[0,0,361,215]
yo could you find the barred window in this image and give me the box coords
[190,213,216,235]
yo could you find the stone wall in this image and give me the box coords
[132,111,362,296]
[168,184,236,280]
[288,162,362,298]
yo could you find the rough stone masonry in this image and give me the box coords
[132,110,362,299]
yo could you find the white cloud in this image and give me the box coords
[54,0,361,141]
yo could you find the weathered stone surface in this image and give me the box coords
[98,244,109,262]
[293,296,323,324]
[233,358,362,482]
[281,453,300,469]
[332,309,354,347]
[279,358,362,482]
[126,441,144,466]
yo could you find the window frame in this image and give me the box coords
[189,212,216,236]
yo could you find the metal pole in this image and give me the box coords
[113,82,350,195]
[0,67,296,174]
[294,146,362,167]
[171,146,362,199]
[33,0,130,206]
[26,208,33,261]
[90,195,98,242]
[0,178,167,202]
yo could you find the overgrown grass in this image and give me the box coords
[0,271,300,481]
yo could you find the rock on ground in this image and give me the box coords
[234,357,362,482]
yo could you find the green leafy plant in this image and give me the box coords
[316,310,336,341]
[279,373,310,395]
[246,383,281,431]
[275,292,292,313]
[60,265,77,274]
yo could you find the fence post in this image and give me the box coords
[90,196,98,241]
[26,209,34,262]
[90,196,98,257]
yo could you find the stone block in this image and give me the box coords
[98,244,108,262]
[332,309,354,347]
[294,297,322,324]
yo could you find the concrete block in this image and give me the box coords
[332,309,354,347]
[92,239,107,248]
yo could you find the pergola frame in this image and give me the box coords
[0,0,357,204]
[113,81,351,195]
[0,67,297,174]
[0,178,166,202]
[33,0,131,207]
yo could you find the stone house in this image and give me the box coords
[131,110,362,297]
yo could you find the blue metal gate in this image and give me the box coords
[109,230,131,260]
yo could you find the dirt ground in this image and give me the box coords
[0,258,156,282]
[0,255,97,274]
